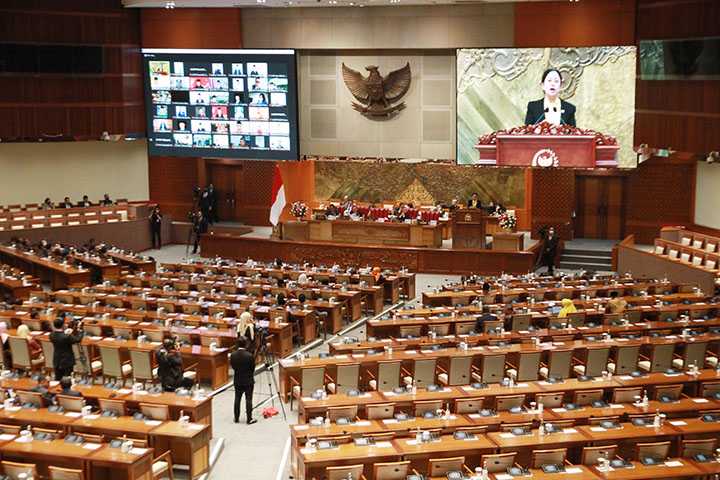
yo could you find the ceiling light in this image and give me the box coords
[165,0,175,8]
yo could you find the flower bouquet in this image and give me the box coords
[290,201,308,221]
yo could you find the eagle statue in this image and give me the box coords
[341,62,411,117]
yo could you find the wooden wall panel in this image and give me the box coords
[514,0,636,47]
[140,8,243,49]
[148,156,199,221]
[636,0,720,39]
[624,158,696,243]
[529,169,576,239]
[0,2,144,140]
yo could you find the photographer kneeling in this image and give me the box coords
[157,338,194,392]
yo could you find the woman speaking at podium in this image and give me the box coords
[524,68,576,127]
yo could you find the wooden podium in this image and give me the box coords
[452,209,486,249]
[475,123,619,168]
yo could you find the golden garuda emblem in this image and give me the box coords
[341,62,411,117]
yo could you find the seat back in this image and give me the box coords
[495,394,525,411]
[98,398,126,416]
[614,345,640,374]
[373,460,410,480]
[49,465,85,480]
[143,329,165,342]
[454,397,484,414]
[335,363,360,395]
[483,320,504,333]
[581,445,617,466]
[511,314,532,331]
[681,438,717,458]
[8,337,32,369]
[637,441,671,461]
[40,339,55,371]
[140,402,169,420]
[535,392,563,408]
[72,344,94,375]
[612,386,642,403]
[566,311,586,327]
[701,382,720,398]
[455,322,475,335]
[17,390,43,407]
[584,347,610,377]
[327,405,358,422]
[481,353,506,383]
[129,349,155,382]
[366,403,394,420]
[301,367,325,396]
[399,325,421,338]
[653,383,683,401]
[83,324,103,336]
[547,349,573,379]
[327,464,363,480]
[112,327,133,340]
[2,461,38,480]
[414,400,442,417]
[683,341,708,369]
[574,389,604,406]
[56,394,85,412]
[480,453,516,473]
[377,361,401,391]
[531,448,567,468]
[648,343,675,372]
[447,356,472,385]
[516,352,541,382]
[428,456,464,477]
[98,346,123,378]
[413,359,437,388]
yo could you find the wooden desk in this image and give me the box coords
[88,444,154,480]
[107,251,156,273]
[282,219,443,248]
[394,433,495,473]
[588,459,702,479]
[490,466,595,480]
[297,440,400,480]
[0,245,91,289]
[70,253,122,280]
[492,232,524,251]
[150,421,211,479]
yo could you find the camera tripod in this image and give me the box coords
[253,333,287,421]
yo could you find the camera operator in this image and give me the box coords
[49,315,82,381]
[230,337,257,425]
[192,211,209,254]
[157,338,194,392]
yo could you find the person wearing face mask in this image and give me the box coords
[525,68,576,127]
[538,226,560,276]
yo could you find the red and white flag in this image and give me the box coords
[269,164,286,226]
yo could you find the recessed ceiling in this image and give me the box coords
[123,0,561,8]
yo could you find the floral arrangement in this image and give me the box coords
[498,211,517,230]
[290,201,308,219]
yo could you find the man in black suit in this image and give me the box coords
[525,68,576,127]
[150,206,162,249]
[474,305,498,334]
[58,376,82,397]
[192,211,208,254]
[467,192,481,209]
[230,337,257,424]
[538,226,560,275]
[49,317,81,381]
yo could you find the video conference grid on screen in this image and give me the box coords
[142,49,298,160]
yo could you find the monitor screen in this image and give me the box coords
[142,48,298,160]
[456,46,637,166]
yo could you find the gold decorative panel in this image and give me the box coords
[314,160,525,206]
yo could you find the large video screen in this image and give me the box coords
[142,48,298,160]
[457,47,637,166]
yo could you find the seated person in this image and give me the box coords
[77,195,92,208]
[371,266,385,285]
[17,324,42,360]
[41,198,54,210]
[558,298,577,318]
[606,291,627,314]
[58,376,82,397]
[467,192,481,209]
[100,193,114,206]
[30,376,54,405]
[61,196,73,208]
[474,305,498,333]
[157,339,194,392]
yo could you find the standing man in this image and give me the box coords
[207,184,219,224]
[538,226,560,276]
[230,337,257,424]
[49,317,81,381]
[150,206,163,249]
[192,211,208,254]
[467,193,481,209]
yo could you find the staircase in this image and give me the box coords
[559,239,615,273]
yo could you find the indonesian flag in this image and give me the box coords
[269,164,286,226]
